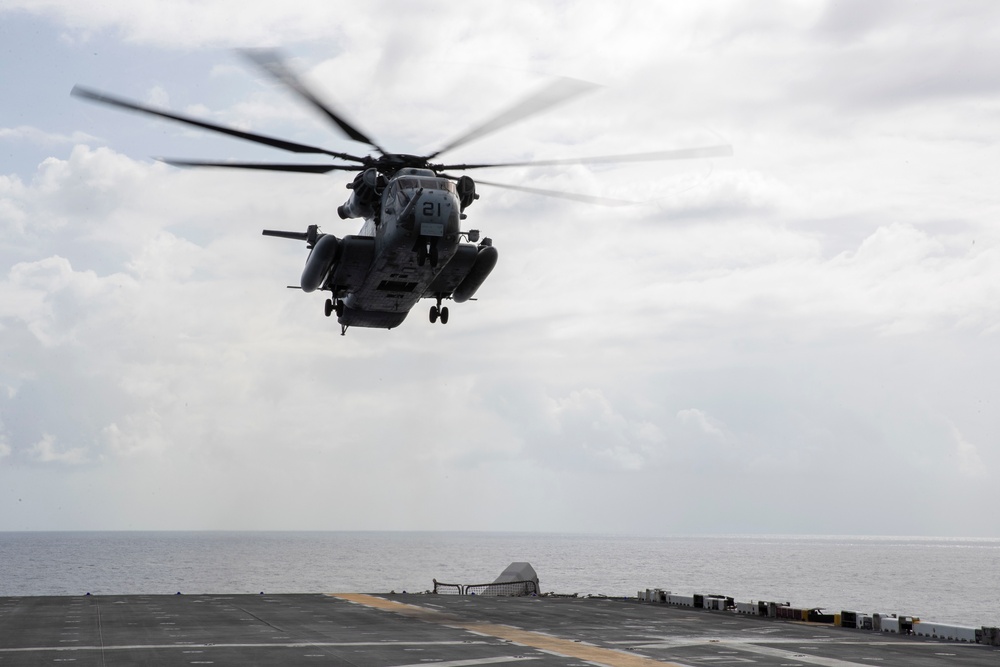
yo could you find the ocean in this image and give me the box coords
[1,532,997,628]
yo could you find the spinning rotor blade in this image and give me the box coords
[456,176,639,207]
[437,144,733,171]
[159,158,360,173]
[427,76,600,159]
[72,85,367,163]
[241,48,387,154]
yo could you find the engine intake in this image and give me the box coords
[457,175,478,211]
[338,168,384,219]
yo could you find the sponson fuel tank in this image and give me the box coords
[453,244,498,303]
[300,234,339,293]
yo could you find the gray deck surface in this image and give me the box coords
[1,593,996,666]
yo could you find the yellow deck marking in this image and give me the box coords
[330,594,687,667]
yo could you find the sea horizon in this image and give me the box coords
[2,532,997,627]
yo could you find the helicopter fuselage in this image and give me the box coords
[302,168,497,332]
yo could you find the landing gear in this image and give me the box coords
[324,298,344,318]
[429,298,450,325]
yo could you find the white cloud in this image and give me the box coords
[6,255,140,348]
[951,423,987,479]
[29,433,88,465]
[0,126,98,146]
[677,408,732,444]
[101,413,173,458]
[543,388,666,471]
[1,1,999,534]
[145,85,170,107]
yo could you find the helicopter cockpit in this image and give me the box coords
[389,168,477,214]
[389,168,456,198]
[383,169,458,218]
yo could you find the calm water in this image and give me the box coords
[1,532,997,627]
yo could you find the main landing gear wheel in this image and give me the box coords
[429,305,450,324]
[324,299,334,317]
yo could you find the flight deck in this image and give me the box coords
[2,592,997,667]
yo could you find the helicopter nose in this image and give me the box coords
[414,190,459,238]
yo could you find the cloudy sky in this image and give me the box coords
[1,1,998,536]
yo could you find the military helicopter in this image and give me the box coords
[72,50,731,334]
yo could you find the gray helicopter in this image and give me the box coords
[73,50,730,334]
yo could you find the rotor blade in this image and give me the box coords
[426,76,600,160]
[437,144,733,171]
[240,48,386,154]
[263,230,309,240]
[452,176,639,207]
[159,158,360,173]
[72,85,368,163]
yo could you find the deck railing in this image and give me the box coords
[433,579,538,596]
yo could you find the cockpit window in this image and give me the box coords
[395,177,455,193]
[424,178,455,193]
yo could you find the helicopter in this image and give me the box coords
[72,50,731,334]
